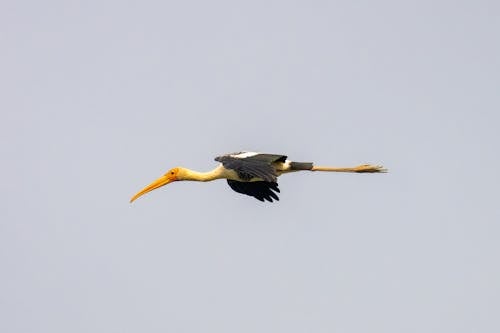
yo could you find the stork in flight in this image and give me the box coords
[130,152,387,203]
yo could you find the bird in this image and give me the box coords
[130,151,387,203]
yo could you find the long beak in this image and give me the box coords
[130,175,174,203]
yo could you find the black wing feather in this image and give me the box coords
[226,180,280,202]
[215,153,287,182]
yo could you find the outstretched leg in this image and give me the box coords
[311,164,387,173]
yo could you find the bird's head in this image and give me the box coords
[130,167,186,203]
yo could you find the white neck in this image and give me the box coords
[181,165,226,182]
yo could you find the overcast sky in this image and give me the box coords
[1,1,499,332]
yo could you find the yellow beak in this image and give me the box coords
[130,174,175,203]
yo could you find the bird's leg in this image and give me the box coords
[311,164,387,173]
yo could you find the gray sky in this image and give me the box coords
[1,1,499,332]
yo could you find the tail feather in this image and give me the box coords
[290,162,313,170]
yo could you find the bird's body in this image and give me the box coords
[130,151,386,203]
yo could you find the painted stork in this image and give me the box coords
[130,152,387,203]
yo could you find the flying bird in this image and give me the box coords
[130,152,387,203]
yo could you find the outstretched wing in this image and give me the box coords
[215,152,287,182]
[226,180,280,202]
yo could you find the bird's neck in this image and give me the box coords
[181,165,225,182]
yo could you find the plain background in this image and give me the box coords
[1,1,499,332]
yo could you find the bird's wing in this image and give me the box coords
[215,153,287,182]
[226,180,280,202]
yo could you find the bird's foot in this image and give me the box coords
[354,164,387,173]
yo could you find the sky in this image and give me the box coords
[1,0,499,332]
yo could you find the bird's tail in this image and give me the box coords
[290,162,314,170]
[311,164,387,173]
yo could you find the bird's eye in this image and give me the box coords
[171,171,174,175]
